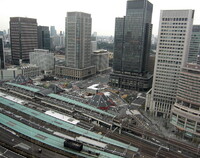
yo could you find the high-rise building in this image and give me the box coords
[65,12,92,69]
[59,31,65,48]
[145,10,194,118]
[55,12,96,80]
[170,63,200,140]
[110,0,153,91]
[50,26,57,36]
[0,37,5,69]
[10,17,38,65]
[37,26,50,50]
[188,25,200,63]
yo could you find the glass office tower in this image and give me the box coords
[110,0,153,91]
[37,26,50,50]
[188,25,200,63]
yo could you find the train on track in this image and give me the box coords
[64,139,100,157]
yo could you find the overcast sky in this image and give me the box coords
[1,0,200,36]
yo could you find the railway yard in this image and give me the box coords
[0,82,200,158]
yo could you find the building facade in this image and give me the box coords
[92,49,111,73]
[65,12,92,69]
[55,65,96,80]
[63,12,95,79]
[29,49,54,71]
[188,25,200,63]
[37,26,50,50]
[10,17,38,65]
[110,0,153,91]
[0,64,40,80]
[91,34,97,52]
[50,26,57,37]
[0,37,5,69]
[21,64,41,78]
[0,68,22,80]
[170,64,200,140]
[197,55,200,65]
[146,10,194,117]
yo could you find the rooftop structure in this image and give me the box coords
[89,93,116,110]
[45,110,80,124]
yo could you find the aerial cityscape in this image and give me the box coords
[0,0,200,158]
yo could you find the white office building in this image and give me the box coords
[145,10,194,118]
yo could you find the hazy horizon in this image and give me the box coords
[1,0,200,36]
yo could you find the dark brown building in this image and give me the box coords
[0,37,5,69]
[10,17,38,65]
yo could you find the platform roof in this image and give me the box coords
[4,82,115,118]
[5,82,40,92]
[47,93,115,117]
[0,97,138,153]
[45,110,80,125]
[76,136,107,149]
[0,113,123,158]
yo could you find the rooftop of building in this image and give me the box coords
[184,63,200,71]
[5,64,39,70]
[33,49,50,53]
[93,49,108,54]
[87,84,105,90]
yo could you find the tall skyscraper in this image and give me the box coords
[0,37,5,69]
[50,26,57,36]
[110,0,153,91]
[37,26,50,50]
[55,12,96,80]
[10,17,38,65]
[146,10,194,118]
[188,25,200,63]
[65,12,92,69]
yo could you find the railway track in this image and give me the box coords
[1,88,200,158]
[0,97,137,157]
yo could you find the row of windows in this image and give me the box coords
[159,46,183,50]
[159,49,183,53]
[158,57,182,61]
[162,18,188,21]
[161,22,187,26]
[160,33,186,36]
[177,91,200,103]
[160,42,184,46]
[157,63,181,69]
[160,36,185,40]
